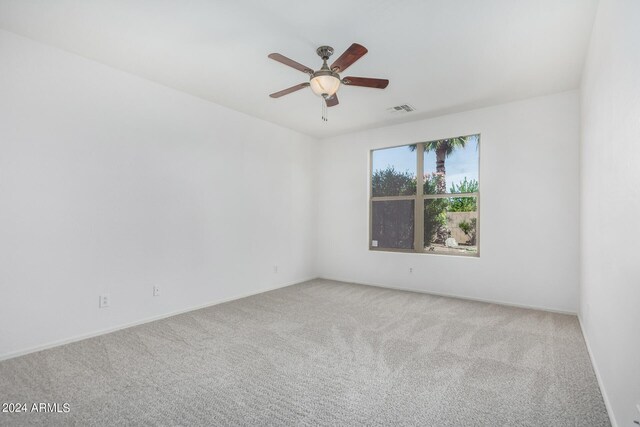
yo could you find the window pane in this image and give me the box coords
[372,200,414,250]
[371,146,417,197]
[424,197,478,256]
[423,135,479,195]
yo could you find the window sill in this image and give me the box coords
[369,247,479,258]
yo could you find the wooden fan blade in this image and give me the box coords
[330,43,368,72]
[268,53,314,74]
[325,94,339,107]
[269,82,310,98]
[342,77,389,89]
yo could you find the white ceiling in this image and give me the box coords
[0,0,598,138]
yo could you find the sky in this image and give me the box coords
[372,135,479,191]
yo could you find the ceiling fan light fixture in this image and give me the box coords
[310,73,341,97]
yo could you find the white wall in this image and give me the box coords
[317,91,580,313]
[580,0,640,425]
[0,30,317,359]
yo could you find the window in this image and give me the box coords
[370,134,480,257]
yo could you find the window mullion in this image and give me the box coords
[414,143,424,252]
[370,195,416,202]
[423,192,479,199]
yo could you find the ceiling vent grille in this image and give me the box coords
[388,104,416,113]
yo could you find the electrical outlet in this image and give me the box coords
[153,285,160,297]
[273,265,278,273]
[99,294,110,308]
[409,267,413,273]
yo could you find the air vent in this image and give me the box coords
[388,104,416,113]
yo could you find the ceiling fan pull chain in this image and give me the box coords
[321,96,327,122]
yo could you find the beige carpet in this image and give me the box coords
[0,279,609,426]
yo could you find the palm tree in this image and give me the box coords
[410,137,468,193]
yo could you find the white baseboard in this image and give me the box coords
[0,276,317,362]
[578,315,617,427]
[318,276,577,315]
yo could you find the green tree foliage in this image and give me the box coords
[449,177,478,194]
[371,166,415,197]
[458,218,477,245]
[424,174,449,245]
[448,178,478,212]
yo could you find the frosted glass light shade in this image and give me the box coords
[310,75,340,97]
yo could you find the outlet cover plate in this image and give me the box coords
[99,294,110,308]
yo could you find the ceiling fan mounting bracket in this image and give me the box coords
[316,46,334,60]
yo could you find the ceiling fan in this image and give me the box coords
[268,43,389,119]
